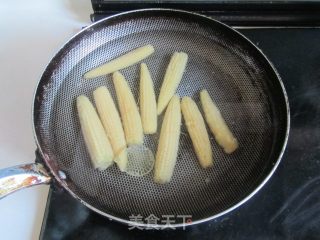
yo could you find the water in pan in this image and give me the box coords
[38,16,273,223]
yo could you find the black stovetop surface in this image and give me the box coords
[40,28,320,240]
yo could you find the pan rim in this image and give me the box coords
[32,8,290,228]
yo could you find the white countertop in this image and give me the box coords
[0,1,92,239]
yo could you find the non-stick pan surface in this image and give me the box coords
[33,9,289,226]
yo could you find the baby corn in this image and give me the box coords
[140,63,157,134]
[154,95,181,184]
[93,86,128,171]
[181,97,213,168]
[200,90,239,154]
[113,71,144,145]
[84,44,155,79]
[77,95,114,170]
[157,52,188,115]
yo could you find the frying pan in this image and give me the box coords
[0,9,289,228]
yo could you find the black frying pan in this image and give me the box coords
[0,9,289,228]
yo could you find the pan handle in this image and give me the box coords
[0,163,51,199]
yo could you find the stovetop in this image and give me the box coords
[39,6,320,240]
